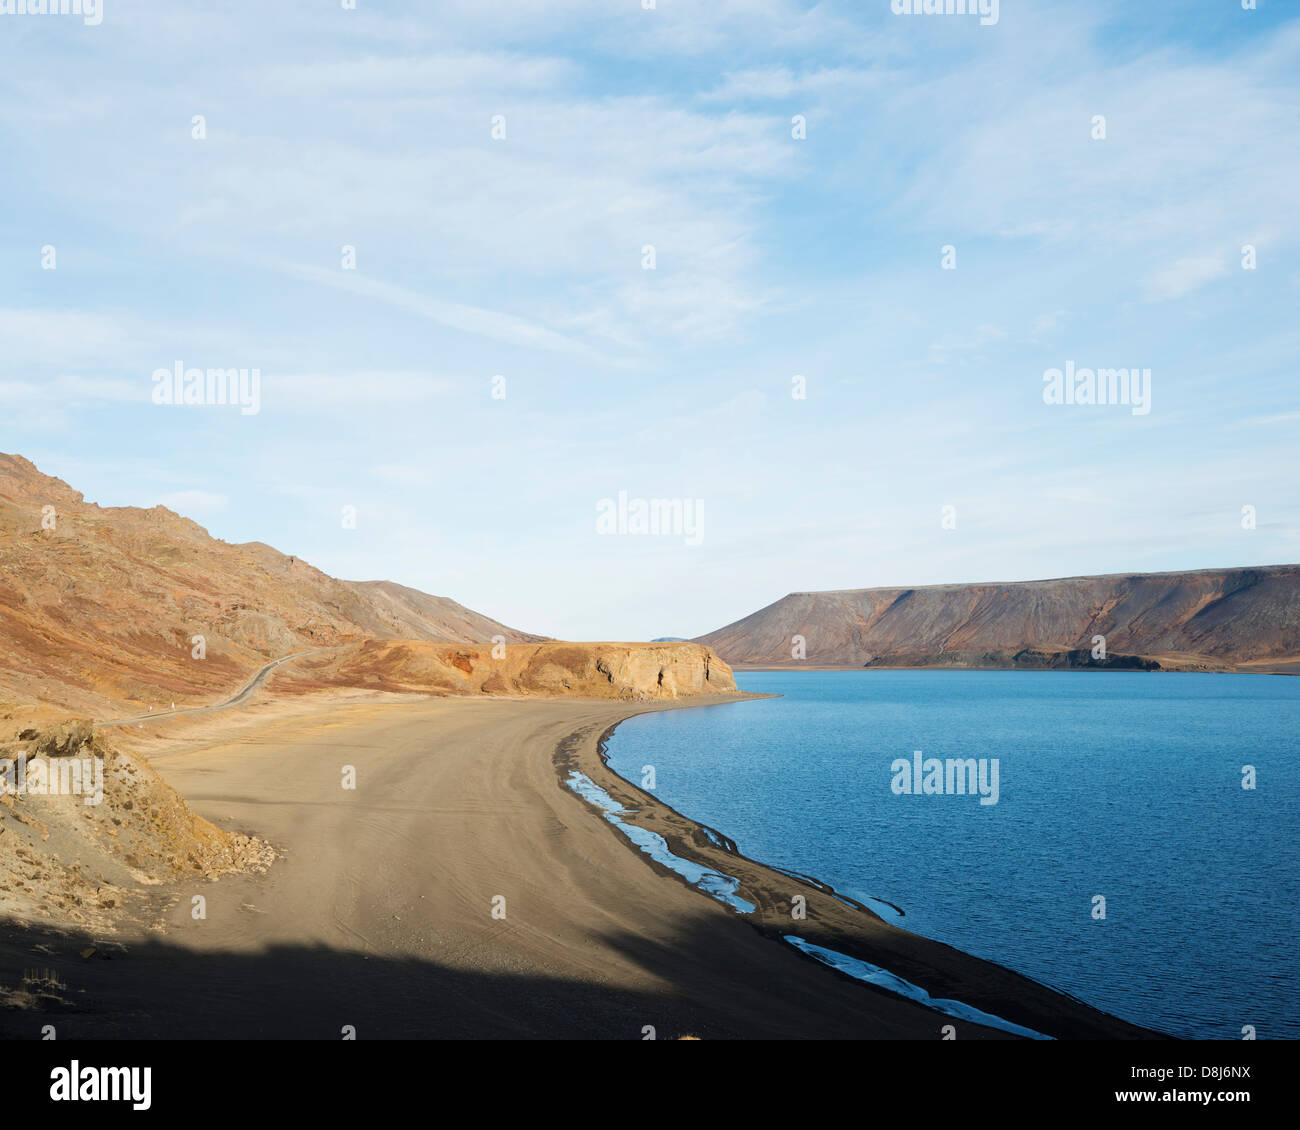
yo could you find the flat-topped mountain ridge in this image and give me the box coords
[697,566,1300,672]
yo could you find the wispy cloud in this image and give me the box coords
[1,1,1295,638]
[273,263,602,358]
[1144,255,1230,302]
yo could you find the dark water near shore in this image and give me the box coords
[604,670,1300,1039]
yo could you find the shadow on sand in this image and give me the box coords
[0,913,909,1041]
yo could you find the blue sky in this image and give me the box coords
[1,0,1297,640]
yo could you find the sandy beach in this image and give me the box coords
[1,692,1160,1040]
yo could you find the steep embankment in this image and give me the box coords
[273,640,738,701]
[0,711,272,942]
[696,567,1300,671]
[0,454,543,715]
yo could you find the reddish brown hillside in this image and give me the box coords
[696,568,1300,672]
[0,454,542,715]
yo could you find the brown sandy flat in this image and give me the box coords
[0,695,1161,1040]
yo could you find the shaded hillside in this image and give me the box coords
[0,454,542,715]
[696,567,1300,672]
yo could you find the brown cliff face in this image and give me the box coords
[273,640,738,701]
[0,454,543,715]
[696,567,1300,672]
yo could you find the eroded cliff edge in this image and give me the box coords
[274,640,739,701]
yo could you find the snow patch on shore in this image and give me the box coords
[566,771,755,914]
[783,935,1053,1040]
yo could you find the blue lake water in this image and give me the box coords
[604,670,1300,1039]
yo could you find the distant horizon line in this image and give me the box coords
[4,451,1295,640]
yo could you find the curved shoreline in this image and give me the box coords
[7,690,1171,1039]
[556,696,1170,1041]
[594,708,1111,1014]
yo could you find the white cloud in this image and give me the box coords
[701,65,888,102]
[259,53,579,97]
[271,370,455,408]
[0,311,136,367]
[1144,256,1229,302]
[274,264,602,358]
[0,372,142,403]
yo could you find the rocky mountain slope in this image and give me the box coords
[696,567,1300,672]
[0,454,543,716]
